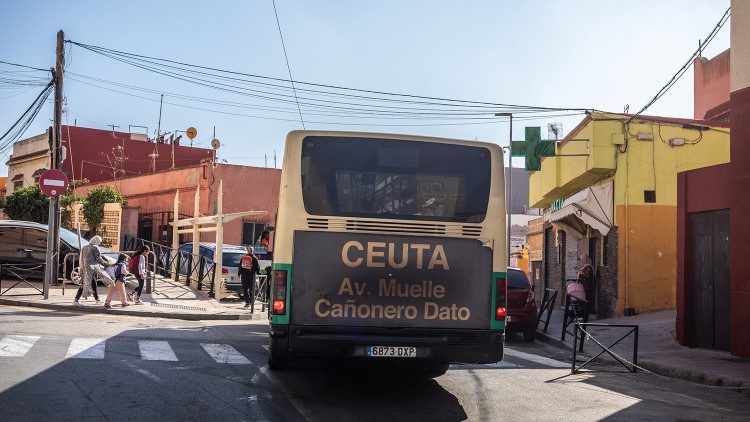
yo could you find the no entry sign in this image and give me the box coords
[39,169,68,197]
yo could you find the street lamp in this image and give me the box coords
[496,113,513,267]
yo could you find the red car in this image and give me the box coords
[505,267,537,342]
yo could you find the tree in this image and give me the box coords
[81,185,124,237]
[1,185,48,223]
[0,185,80,227]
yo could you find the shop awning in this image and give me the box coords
[548,182,613,236]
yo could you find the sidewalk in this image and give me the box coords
[0,275,267,321]
[536,307,750,389]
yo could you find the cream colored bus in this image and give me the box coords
[268,130,507,376]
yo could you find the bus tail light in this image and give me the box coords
[271,269,287,315]
[495,277,507,321]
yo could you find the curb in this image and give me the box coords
[0,298,264,321]
[536,328,748,391]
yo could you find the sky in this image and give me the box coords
[0,0,731,175]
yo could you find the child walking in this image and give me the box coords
[104,254,131,309]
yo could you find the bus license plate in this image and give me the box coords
[366,346,417,358]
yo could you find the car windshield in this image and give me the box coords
[59,228,89,249]
[222,252,246,268]
[508,270,530,289]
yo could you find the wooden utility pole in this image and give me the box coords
[43,30,65,299]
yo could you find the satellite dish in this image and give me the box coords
[210,138,221,150]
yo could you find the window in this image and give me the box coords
[507,270,530,289]
[242,221,265,247]
[301,136,491,223]
[644,190,656,203]
[13,180,23,190]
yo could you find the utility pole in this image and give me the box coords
[44,30,65,299]
[496,112,513,266]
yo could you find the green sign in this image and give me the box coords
[510,127,556,171]
[550,197,566,213]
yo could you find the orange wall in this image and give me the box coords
[616,205,676,315]
[694,49,730,119]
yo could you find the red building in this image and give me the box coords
[60,125,214,183]
[677,0,750,358]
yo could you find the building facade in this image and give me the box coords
[5,126,214,194]
[676,0,750,358]
[74,163,282,249]
[529,112,730,319]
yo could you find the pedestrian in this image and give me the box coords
[576,253,594,313]
[74,235,108,305]
[239,249,260,308]
[128,245,149,304]
[104,254,131,308]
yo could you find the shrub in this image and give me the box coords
[81,186,124,236]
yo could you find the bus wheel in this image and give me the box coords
[422,363,449,378]
[268,356,289,371]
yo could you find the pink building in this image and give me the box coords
[693,49,730,121]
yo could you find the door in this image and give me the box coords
[689,209,730,350]
[0,226,23,265]
[23,228,49,265]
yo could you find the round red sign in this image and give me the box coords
[38,169,69,197]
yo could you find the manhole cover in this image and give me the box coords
[149,302,206,312]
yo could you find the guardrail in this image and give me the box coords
[536,288,558,334]
[0,263,46,296]
[571,323,639,374]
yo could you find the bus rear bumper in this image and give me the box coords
[269,325,504,364]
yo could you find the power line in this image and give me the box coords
[66,40,591,113]
[0,80,54,155]
[272,0,305,129]
[0,59,48,72]
[636,7,730,115]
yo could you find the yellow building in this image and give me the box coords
[529,112,730,317]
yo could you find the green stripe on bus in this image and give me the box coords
[491,271,506,330]
[270,263,293,325]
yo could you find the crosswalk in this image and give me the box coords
[0,333,569,369]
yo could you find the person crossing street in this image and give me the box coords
[239,249,260,308]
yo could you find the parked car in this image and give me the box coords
[0,220,118,281]
[178,242,247,294]
[506,267,538,342]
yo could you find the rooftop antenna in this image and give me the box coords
[547,123,563,140]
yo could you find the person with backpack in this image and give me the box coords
[104,254,131,308]
[239,249,260,308]
[128,245,149,304]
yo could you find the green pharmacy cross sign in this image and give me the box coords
[511,127,557,171]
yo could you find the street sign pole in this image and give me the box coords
[43,30,65,299]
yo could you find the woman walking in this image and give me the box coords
[104,254,131,308]
[129,245,149,304]
[74,236,108,305]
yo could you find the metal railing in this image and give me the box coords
[62,250,158,294]
[536,288,558,334]
[0,263,46,296]
[572,323,639,374]
[122,235,217,297]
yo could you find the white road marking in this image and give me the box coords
[259,365,313,422]
[451,361,522,370]
[261,344,269,351]
[124,361,163,383]
[66,338,106,359]
[200,343,252,364]
[504,348,570,368]
[138,340,178,361]
[0,335,40,357]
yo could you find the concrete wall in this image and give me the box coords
[729,0,750,358]
[694,50,730,119]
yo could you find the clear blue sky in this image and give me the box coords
[0,0,730,174]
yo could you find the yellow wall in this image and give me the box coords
[530,113,730,315]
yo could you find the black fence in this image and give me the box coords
[571,323,639,374]
[122,235,217,297]
[536,288,558,334]
[0,263,46,296]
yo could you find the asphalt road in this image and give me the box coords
[0,305,748,421]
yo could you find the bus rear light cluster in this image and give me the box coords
[271,270,288,315]
[495,277,507,321]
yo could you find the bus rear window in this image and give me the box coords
[301,136,491,223]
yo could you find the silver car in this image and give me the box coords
[178,242,248,294]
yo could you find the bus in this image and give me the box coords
[268,130,507,376]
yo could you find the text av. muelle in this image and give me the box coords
[314,241,471,321]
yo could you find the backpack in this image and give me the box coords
[114,262,125,280]
[128,255,140,273]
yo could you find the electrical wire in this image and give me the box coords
[272,0,305,129]
[0,80,54,155]
[635,7,730,115]
[0,60,48,72]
